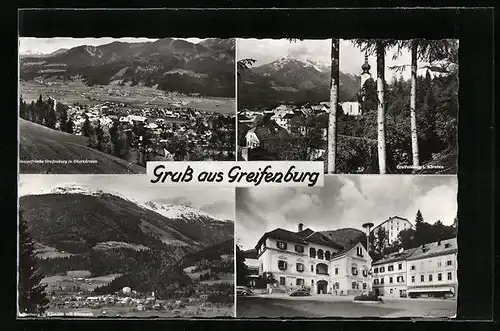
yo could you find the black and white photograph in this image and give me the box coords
[235,175,458,318]
[237,39,458,175]
[19,37,236,174]
[17,175,235,318]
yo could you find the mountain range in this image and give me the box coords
[19,184,234,256]
[238,55,361,109]
[19,38,235,98]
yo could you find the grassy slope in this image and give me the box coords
[19,118,145,174]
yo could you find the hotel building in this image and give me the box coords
[371,216,414,246]
[255,223,372,296]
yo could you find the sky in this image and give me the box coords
[18,37,205,55]
[18,175,234,220]
[236,175,458,250]
[237,38,434,81]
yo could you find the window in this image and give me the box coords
[389,277,393,283]
[390,289,393,294]
[363,283,367,290]
[420,275,424,282]
[309,247,316,258]
[380,278,385,284]
[429,274,433,282]
[438,273,442,281]
[335,268,338,275]
[438,262,442,268]
[356,247,363,257]
[310,265,314,272]
[397,276,404,283]
[325,251,331,260]
[296,278,304,286]
[388,265,394,272]
[398,263,403,270]
[374,267,379,273]
[411,265,416,271]
[352,266,358,276]
[317,249,324,260]
[352,282,357,289]
[277,241,287,250]
[311,280,314,286]
[279,277,285,285]
[363,269,368,277]
[374,279,379,285]
[411,276,415,283]
[448,272,452,280]
[380,267,385,273]
[447,260,453,266]
[445,243,451,248]
[296,263,304,272]
[295,245,304,253]
[278,260,287,271]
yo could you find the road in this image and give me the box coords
[237,295,457,318]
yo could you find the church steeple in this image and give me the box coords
[361,54,371,74]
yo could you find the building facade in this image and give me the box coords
[371,216,414,246]
[372,247,417,298]
[256,223,372,296]
[406,238,458,298]
[371,237,458,298]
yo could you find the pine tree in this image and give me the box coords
[81,117,92,137]
[18,210,49,315]
[66,119,74,134]
[236,245,249,286]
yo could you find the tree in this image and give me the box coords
[327,39,340,174]
[409,39,420,168]
[56,103,69,132]
[352,39,396,174]
[375,227,388,257]
[81,117,93,138]
[66,119,74,134]
[236,245,249,286]
[237,59,257,79]
[18,210,49,315]
[397,228,416,249]
[375,40,387,174]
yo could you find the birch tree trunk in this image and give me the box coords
[376,41,387,174]
[410,39,420,168]
[327,39,339,174]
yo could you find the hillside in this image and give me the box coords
[238,56,360,109]
[320,228,366,248]
[19,118,145,174]
[20,38,235,98]
[19,187,234,254]
[242,248,258,259]
[181,238,234,267]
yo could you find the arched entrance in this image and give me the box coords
[317,280,328,294]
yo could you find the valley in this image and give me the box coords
[19,184,235,317]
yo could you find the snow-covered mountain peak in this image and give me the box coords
[47,183,140,205]
[142,201,229,223]
[270,56,329,73]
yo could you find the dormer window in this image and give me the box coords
[277,241,287,250]
[356,247,363,257]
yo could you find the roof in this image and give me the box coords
[407,237,457,261]
[372,247,418,266]
[256,227,343,251]
[244,258,259,269]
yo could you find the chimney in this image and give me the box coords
[298,223,304,232]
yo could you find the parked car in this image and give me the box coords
[290,289,311,296]
[236,286,253,296]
